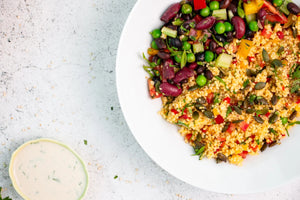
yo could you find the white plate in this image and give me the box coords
[116,0,300,194]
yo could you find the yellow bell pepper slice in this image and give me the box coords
[237,39,253,59]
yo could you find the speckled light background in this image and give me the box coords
[0,0,300,199]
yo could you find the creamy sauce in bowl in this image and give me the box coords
[9,138,88,200]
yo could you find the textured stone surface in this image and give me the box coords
[0,0,300,199]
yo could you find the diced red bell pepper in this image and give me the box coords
[218,137,226,142]
[239,121,249,132]
[250,135,256,139]
[186,133,192,141]
[261,28,272,39]
[193,14,202,23]
[148,79,162,99]
[265,112,270,117]
[220,141,225,148]
[276,31,284,39]
[206,93,214,104]
[227,123,236,133]
[180,114,191,120]
[223,97,231,104]
[250,144,258,152]
[297,99,300,104]
[171,109,179,115]
[239,151,248,159]
[194,0,207,10]
[248,56,255,62]
[282,86,285,91]
[201,128,207,133]
[215,115,224,124]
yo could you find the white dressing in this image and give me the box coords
[9,138,88,200]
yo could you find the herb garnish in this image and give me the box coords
[215,76,229,91]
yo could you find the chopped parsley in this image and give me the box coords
[226,106,232,118]
[243,79,250,88]
[114,175,118,179]
[84,140,88,145]
[215,76,229,91]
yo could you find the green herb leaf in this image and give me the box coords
[142,53,157,68]
[181,103,194,115]
[172,18,184,26]
[143,66,154,78]
[290,79,300,93]
[243,79,250,88]
[226,106,232,118]
[214,93,221,104]
[84,140,88,145]
[215,76,229,91]
[181,50,187,68]
[176,120,189,128]
[269,128,278,135]
[249,94,257,103]
[292,66,300,79]
[256,139,260,145]
[114,175,118,179]
[288,121,300,126]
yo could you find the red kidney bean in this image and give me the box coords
[225,31,233,42]
[257,8,267,20]
[196,16,216,30]
[173,67,195,83]
[154,38,166,49]
[220,0,231,9]
[228,3,237,14]
[157,51,171,60]
[215,46,226,54]
[231,16,245,39]
[209,40,218,52]
[160,3,181,23]
[188,62,198,70]
[162,59,175,81]
[159,82,182,97]
[287,2,300,15]
[204,70,214,80]
[196,66,206,74]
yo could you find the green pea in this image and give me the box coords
[205,50,214,62]
[196,75,207,87]
[209,1,219,10]
[215,22,226,34]
[150,29,161,39]
[174,54,182,63]
[151,40,158,50]
[183,41,191,50]
[248,21,258,32]
[182,4,193,14]
[200,7,210,17]
[281,117,288,125]
[187,53,196,63]
[273,0,283,6]
[224,22,233,32]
